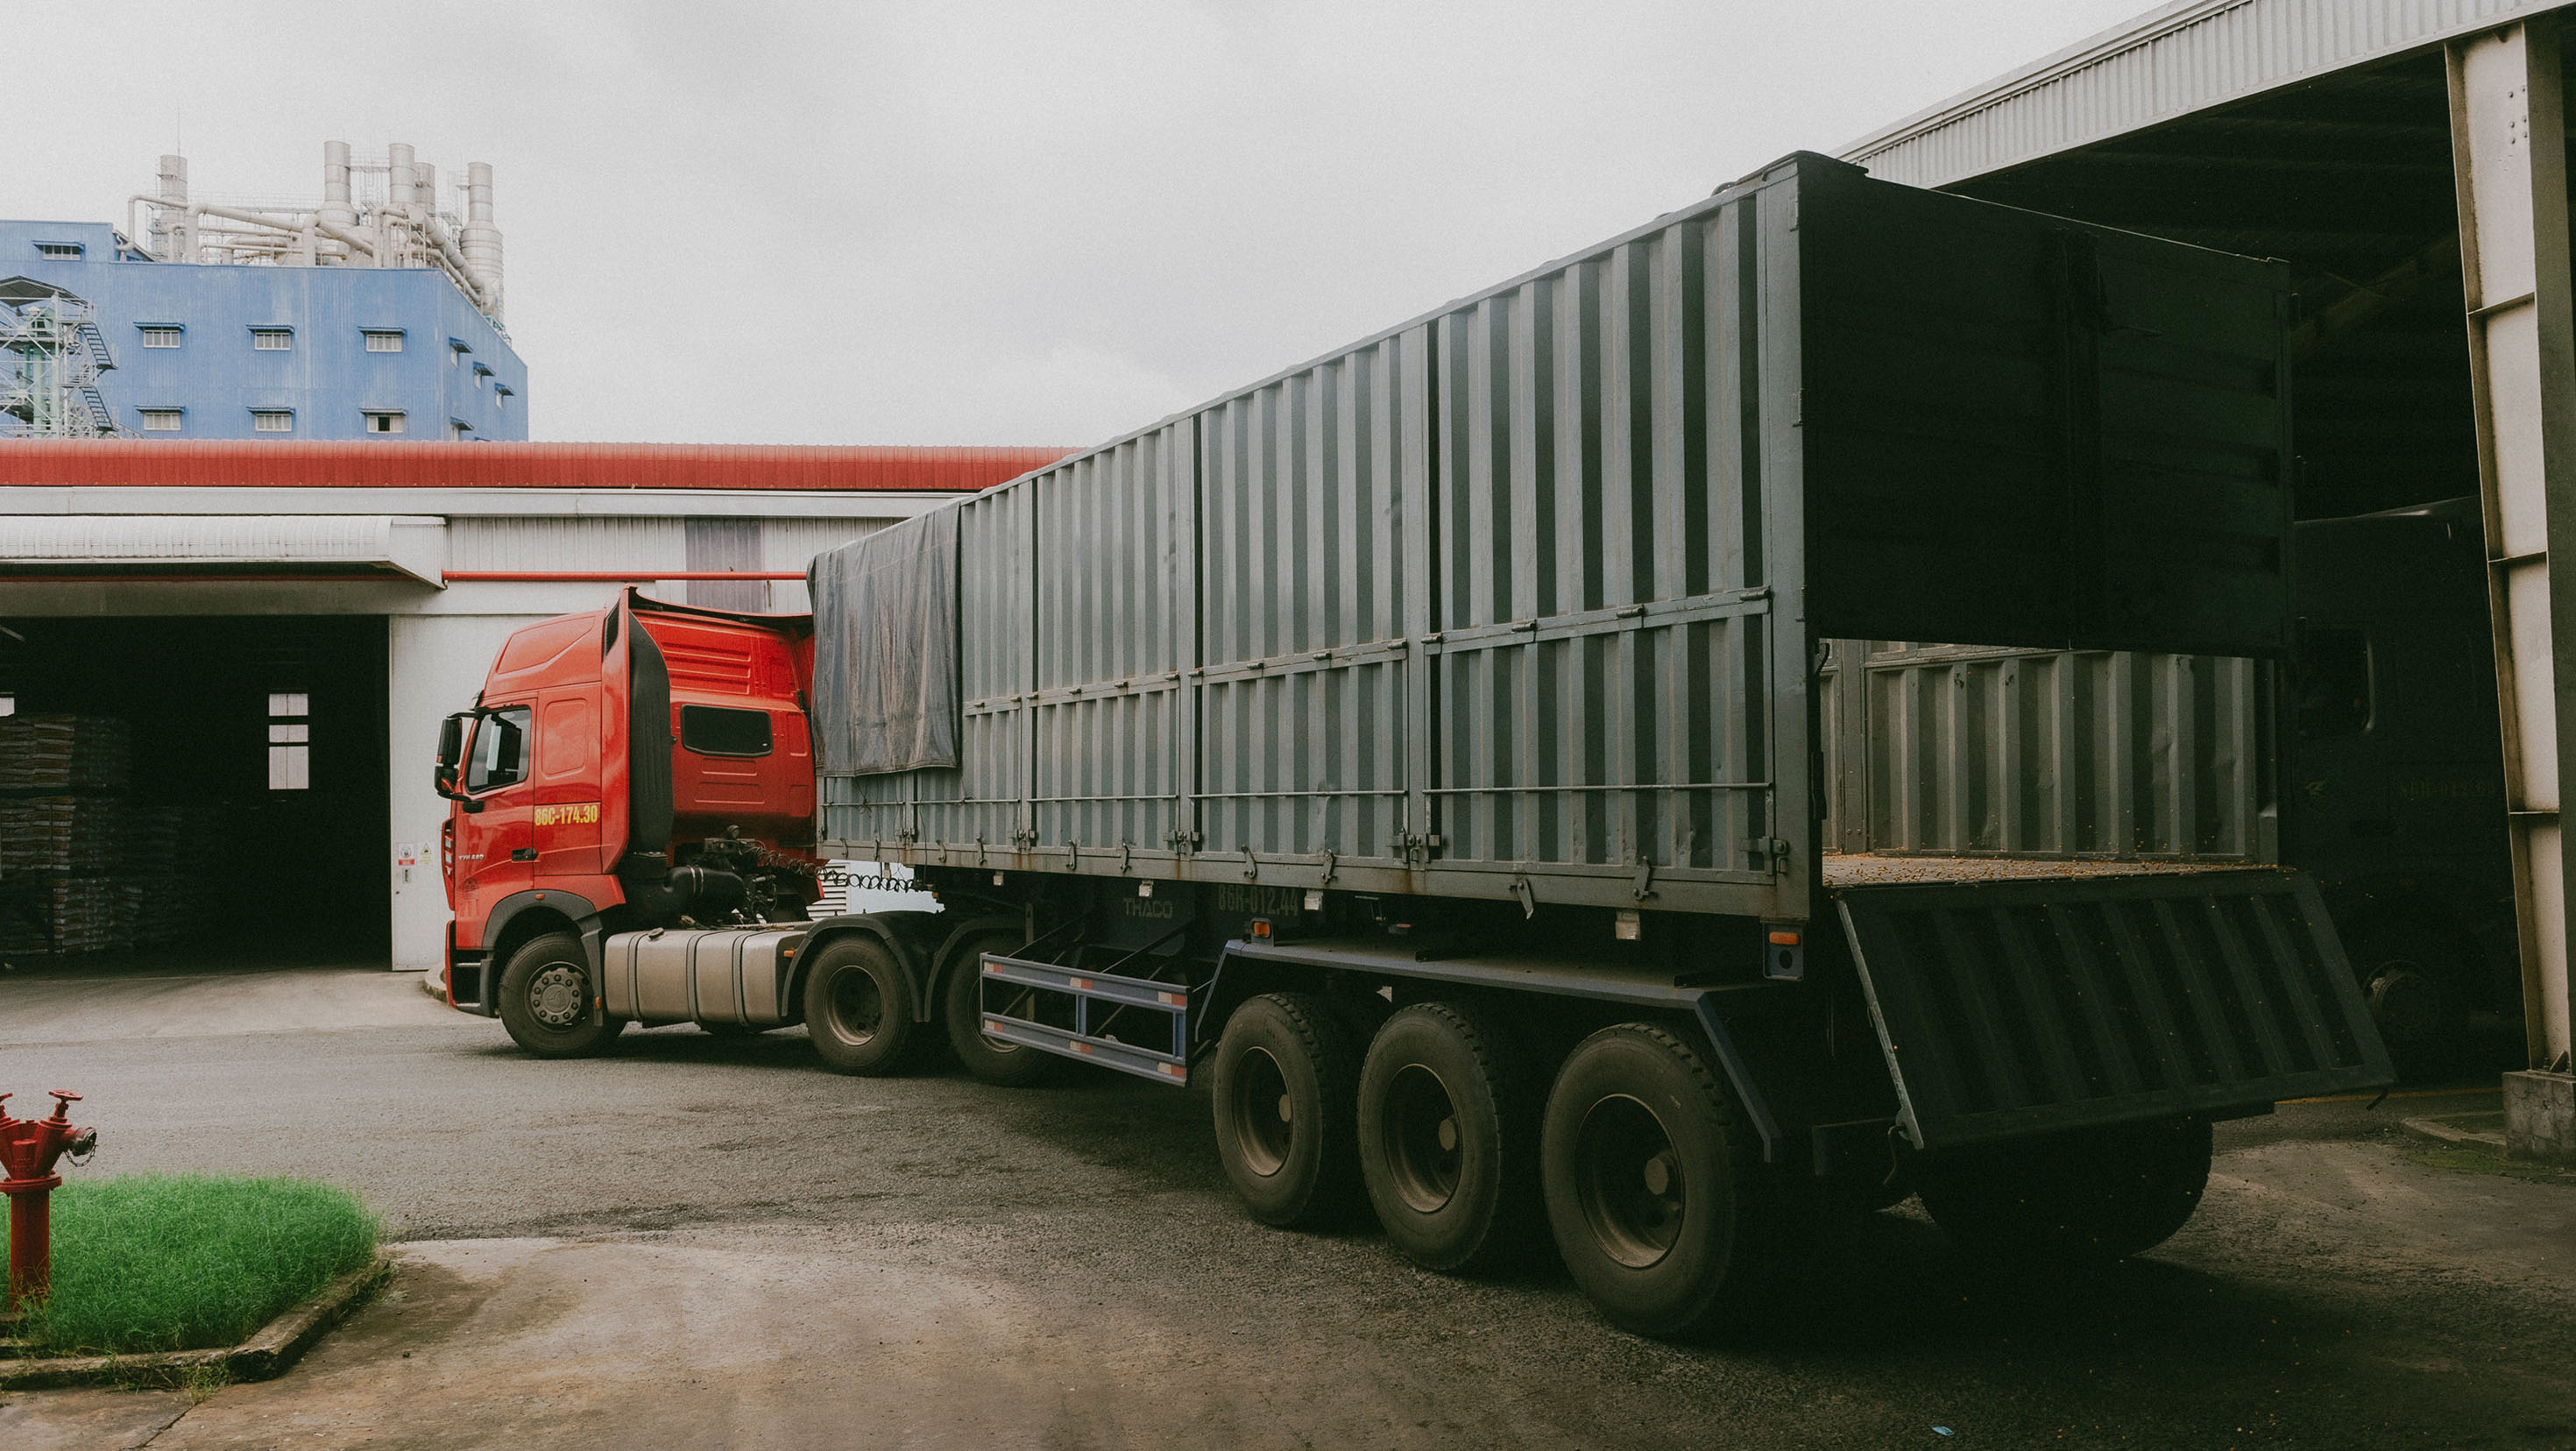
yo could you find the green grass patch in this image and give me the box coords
[16,1173,379,1355]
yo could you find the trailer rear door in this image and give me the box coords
[1835,869,2391,1151]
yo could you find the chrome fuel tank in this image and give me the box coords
[603,926,808,1026]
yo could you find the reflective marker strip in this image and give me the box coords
[1159,991,1184,1006]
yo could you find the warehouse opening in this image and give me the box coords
[0,615,389,966]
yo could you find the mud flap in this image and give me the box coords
[1835,870,2394,1152]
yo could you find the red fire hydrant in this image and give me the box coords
[0,1091,97,1310]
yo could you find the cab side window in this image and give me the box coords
[465,706,534,792]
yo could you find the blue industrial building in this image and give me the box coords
[0,218,525,442]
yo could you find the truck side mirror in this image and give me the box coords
[434,713,470,799]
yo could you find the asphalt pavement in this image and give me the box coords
[1,963,2571,1449]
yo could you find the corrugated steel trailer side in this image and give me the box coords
[1821,641,2271,862]
[820,152,2296,926]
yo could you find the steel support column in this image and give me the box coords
[2451,16,2576,1156]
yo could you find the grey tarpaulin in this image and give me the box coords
[808,506,959,775]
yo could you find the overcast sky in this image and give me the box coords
[14,1,2148,448]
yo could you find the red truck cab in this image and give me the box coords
[438,589,820,1017]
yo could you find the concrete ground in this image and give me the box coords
[0,964,2570,1449]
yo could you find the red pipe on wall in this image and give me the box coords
[441,571,810,582]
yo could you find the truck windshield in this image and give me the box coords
[464,706,533,792]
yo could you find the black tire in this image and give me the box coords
[1916,1115,2213,1263]
[1210,992,1362,1228]
[496,931,626,1058]
[943,931,1056,1086]
[802,937,920,1075]
[1357,1002,1538,1272]
[1540,1023,1778,1339]
[2353,926,2471,1057]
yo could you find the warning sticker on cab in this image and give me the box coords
[534,802,601,828]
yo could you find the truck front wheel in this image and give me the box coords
[497,932,626,1059]
[803,938,920,1075]
[1914,1115,2212,1263]
[1211,993,1361,1228]
[1540,1023,1778,1339]
[1357,1002,1537,1272]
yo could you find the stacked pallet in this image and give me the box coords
[0,715,131,792]
[0,796,124,874]
[0,714,137,959]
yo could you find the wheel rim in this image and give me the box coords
[1574,1094,1686,1268]
[527,962,586,1030]
[1228,1046,1294,1178]
[1382,1063,1463,1213]
[827,966,883,1045]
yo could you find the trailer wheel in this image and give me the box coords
[944,932,1055,1086]
[1211,993,1361,1228]
[497,932,626,1059]
[803,938,919,1075]
[1357,1002,1537,1272]
[1916,1115,2212,1263]
[1540,1023,1777,1339]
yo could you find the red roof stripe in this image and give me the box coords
[0,440,1079,492]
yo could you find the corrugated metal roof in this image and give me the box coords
[0,514,445,582]
[0,440,1078,492]
[1842,0,2574,190]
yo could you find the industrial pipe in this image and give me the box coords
[442,571,808,582]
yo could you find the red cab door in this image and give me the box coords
[534,686,607,882]
[454,704,537,936]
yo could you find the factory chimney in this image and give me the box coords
[461,161,505,324]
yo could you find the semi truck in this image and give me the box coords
[439,153,2394,1337]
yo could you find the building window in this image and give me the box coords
[364,411,406,435]
[138,409,184,431]
[267,692,310,791]
[251,410,294,433]
[0,695,15,718]
[138,326,183,349]
[251,328,293,350]
[449,339,471,365]
[450,421,473,440]
[363,329,404,352]
[34,242,83,259]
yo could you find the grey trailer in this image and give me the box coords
[800,152,2392,1336]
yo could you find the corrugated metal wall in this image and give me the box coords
[1822,641,2268,861]
[1844,0,2561,191]
[824,161,1811,919]
[1198,335,1419,873]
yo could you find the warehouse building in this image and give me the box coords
[2,144,525,442]
[0,441,1069,972]
[1835,0,2576,1153]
